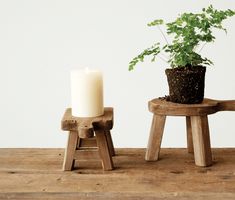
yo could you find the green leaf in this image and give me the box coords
[147,19,164,26]
[129,5,235,70]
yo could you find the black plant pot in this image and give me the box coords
[165,66,206,104]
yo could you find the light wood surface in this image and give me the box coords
[61,108,113,138]
[149,98,235,116]
[61,107,115,171]
[217,100,235,111]
[1,148,235,200]
[146,98,235,167]
[74,149,100,161]
[63,131,78,171]
[186,116,194,153]
[191,116,212,166]
[145,115,166,161]
[78,137,97,148]
[96,130,114,170]
[105,130,115,156]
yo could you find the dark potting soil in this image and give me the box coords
[158,95,171,101]
[165,66,206,104]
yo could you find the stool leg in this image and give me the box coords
[191,115,212,167]
[96,130,114,170]
[186,116,194,153]
[105,130,115,156]
[63,131,78,171]
[145,115,166,161]
[77,137,81,148]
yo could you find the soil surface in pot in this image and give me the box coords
[165,66,206,104]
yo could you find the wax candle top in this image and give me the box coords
[71,68,102,75]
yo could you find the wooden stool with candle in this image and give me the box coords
[61,68,115,171]
[145,98,235,167]
[61,107,115,171]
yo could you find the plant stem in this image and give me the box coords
[157,55,168,63]
[198,42,207,53]
[157,25,169,45]
[160,52,170,60]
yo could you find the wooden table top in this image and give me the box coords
[0,148,235,199]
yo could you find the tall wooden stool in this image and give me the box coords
[145,98,235,167]
[61,107,115,171]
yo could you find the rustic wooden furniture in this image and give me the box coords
[61,107,115,171]
[145,98,235,167]
[1,148,235,199]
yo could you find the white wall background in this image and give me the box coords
[0,0,235,148]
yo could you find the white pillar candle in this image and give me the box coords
[70,68,104,117]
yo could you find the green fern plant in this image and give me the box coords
[129,5,235,71]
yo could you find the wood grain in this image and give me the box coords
[61,108,113,138]
[79,137,97,148]
[96,130,114,170]
[145,115,166,161]
[186,116,194,153]
[217,100,235,111]
[149,98,235,116]
[190,116,212,167]
[0,148,235,199]
[105,130,115,156]
[147,98,235,167]
[63,131,78,171]
[61,107,115,171]
[74,149,100,161]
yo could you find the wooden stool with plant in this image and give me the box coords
[129,5,235,166]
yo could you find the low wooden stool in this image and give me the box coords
[145,98,235,167]
[61,107,115,171]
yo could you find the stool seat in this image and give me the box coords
[146,98,235,167]
[149,98,235,116]
[62,108,113,138]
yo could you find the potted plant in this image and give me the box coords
[129,5,235,104]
